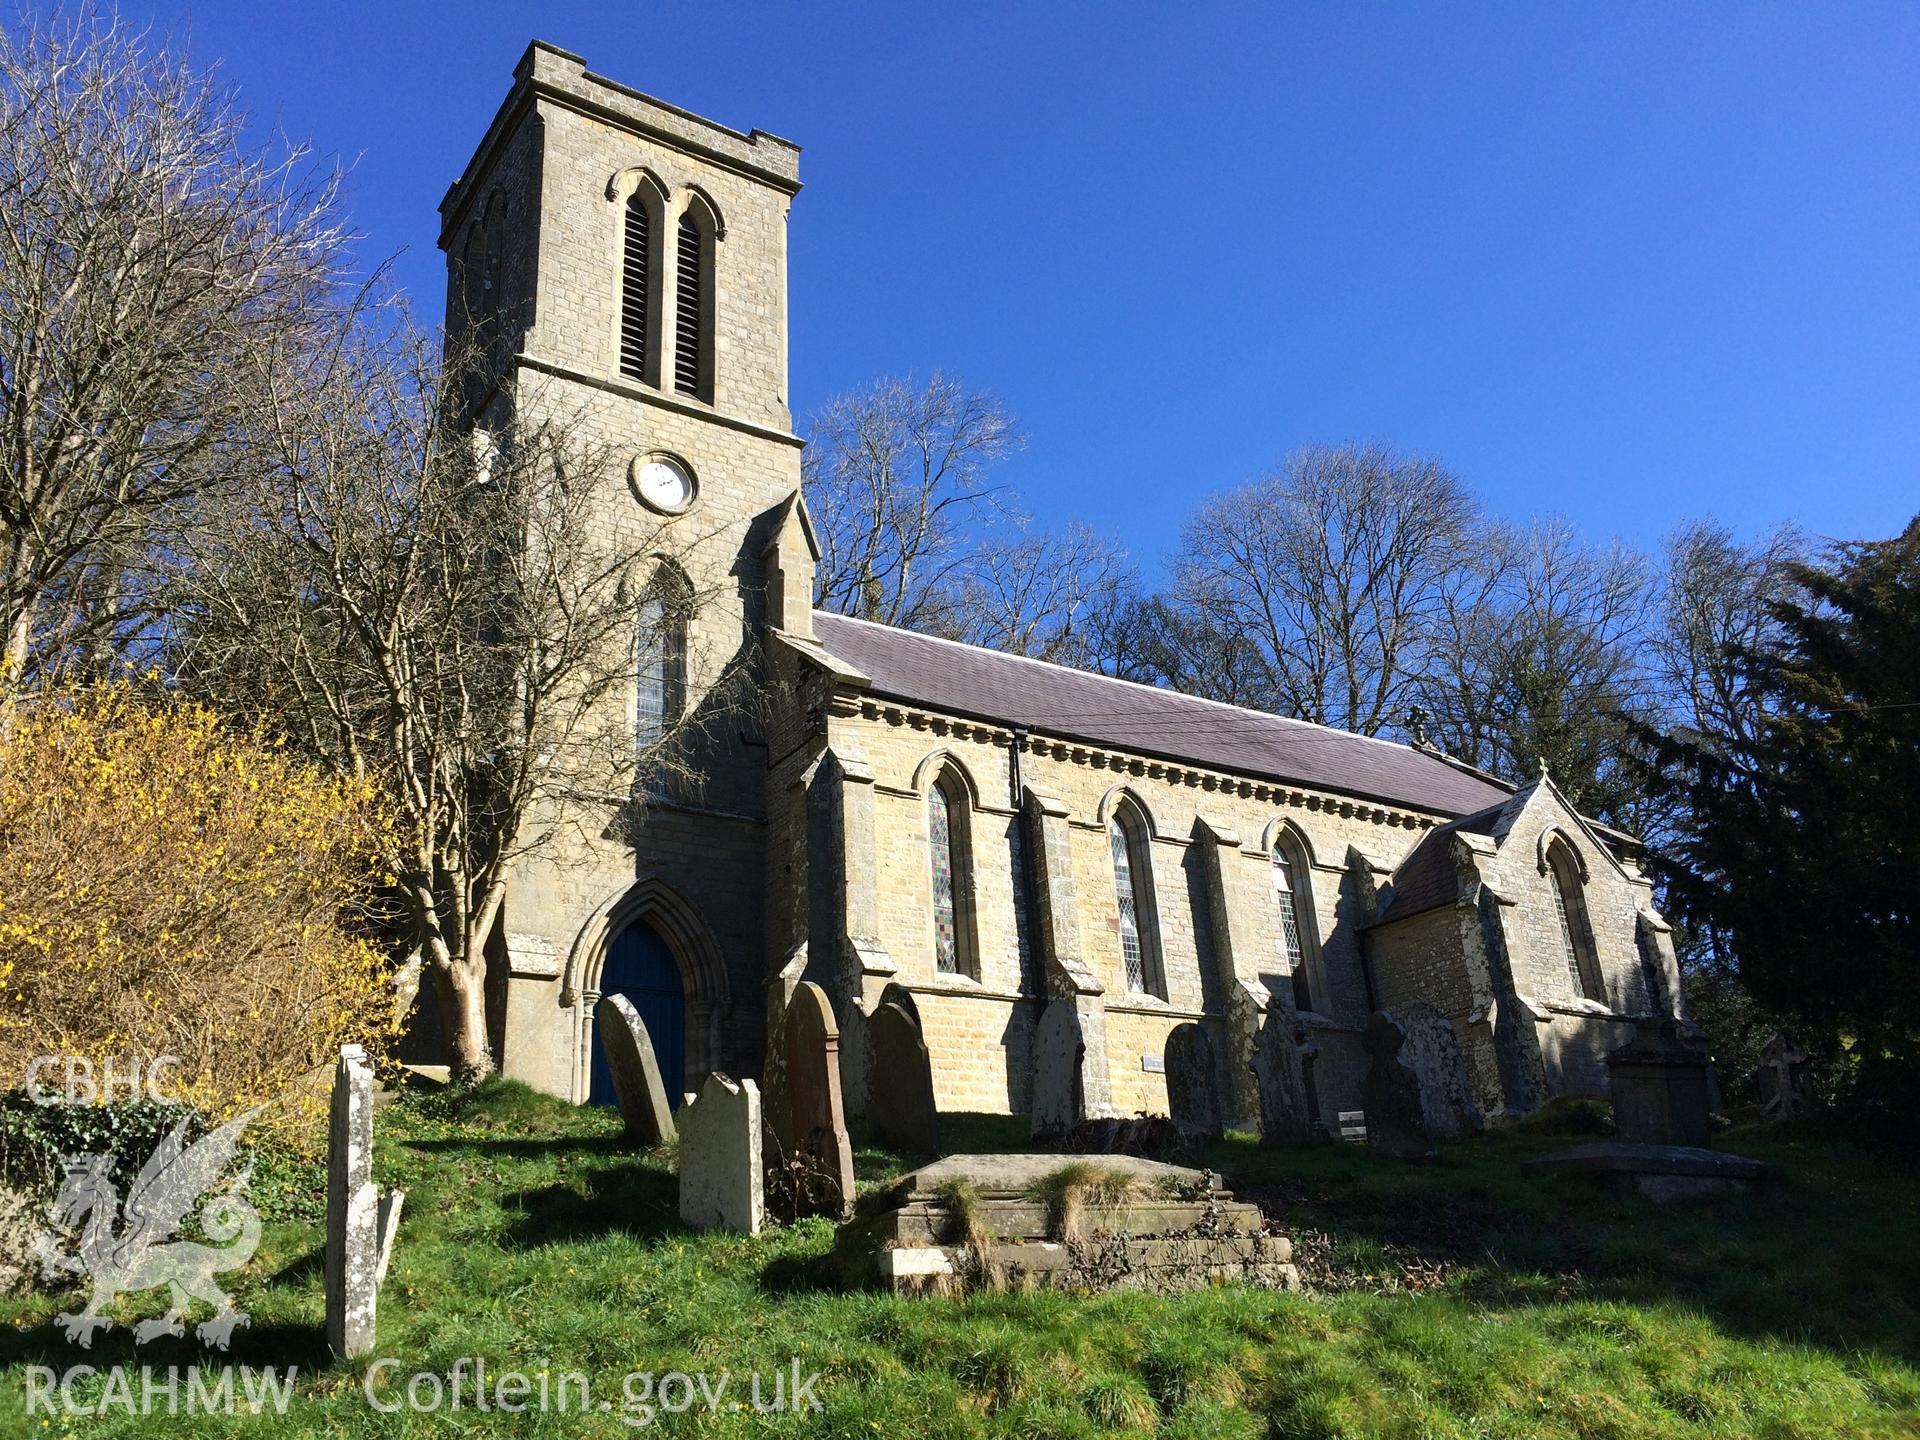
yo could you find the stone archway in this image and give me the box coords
[562,877,729,1103]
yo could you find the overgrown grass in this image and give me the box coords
[2,1080,1916,1436]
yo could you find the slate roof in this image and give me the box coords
[1367,801,1511,926]
[810,611,1514,819]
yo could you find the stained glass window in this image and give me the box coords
[636,570,688,760]
[1273,844,1316,1013]
[1109,808,1159,995]
[930,779,960,974]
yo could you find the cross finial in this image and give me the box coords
[1406,707,1430,748]
[1536,755,1550,781]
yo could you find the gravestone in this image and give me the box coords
[1606,1015,1711,1147]
[877,982,922,1031]
[1391,1003,1484,1141]
[596,993,676,1146]
[1251,1004,1313,1146]
[1530,1004,1771,1201]
[1030,999,1086,1140]
[1361,1012,1436,1161]
[867,1002,940,1153]
[373,1192,404,1287]
[325,1045,392,1358]
[780,981,856,1219]
[1297,1032,1328,1141]
[1757,1032,1812,1120]
[678,1073,765,1233]
[1163,1023,1223,1141]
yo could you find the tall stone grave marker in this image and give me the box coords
[1164,1023,1223,1141]
[596,993,676,1145]
[325,1044,398,1358]
[1252,1003,1314,1146]
[780,981,856,1219]
[1030,999,1085,1140]
[678,1073,765,1233]
[1391,1003,1484,1141]
[867,1001,940,1153]
[1361,1012,1436,1161]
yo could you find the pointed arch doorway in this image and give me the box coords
[564,876,729,1106]
[588,919,686,1109]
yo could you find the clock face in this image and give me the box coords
[631,455,696,515]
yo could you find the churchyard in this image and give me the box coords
[3,1070,1915,1437]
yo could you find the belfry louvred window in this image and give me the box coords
[674,212,704,396]
[619,196,650,381]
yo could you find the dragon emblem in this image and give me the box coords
[33,1108,262,1349]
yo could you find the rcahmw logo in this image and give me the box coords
[23,1364,297,1417]
[24,1054,262,1349]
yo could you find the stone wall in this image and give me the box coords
[817,693,1453,1120]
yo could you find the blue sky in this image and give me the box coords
[118,2,1919,570]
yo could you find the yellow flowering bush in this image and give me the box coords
[0,683,398,1145]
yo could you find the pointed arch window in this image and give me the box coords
[1108,800,1164,998]
[1547,839,1606,1004]
[672,205,714,401]
[928,770,976,978]
[636,566,690,757]
[619,194,653,382]
[1272,831,1324,1013]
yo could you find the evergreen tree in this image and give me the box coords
[1639,519,1920,1117]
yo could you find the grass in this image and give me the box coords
[0,1078,1915,1436]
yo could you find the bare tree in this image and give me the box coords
[164,314,722,1079]
[1161,444,1480,734]
[1650,520,1806,754]
[0,11,346,696]
[951,520,1133,666]
[1418,518,1650,817]
[804,373,1022,631]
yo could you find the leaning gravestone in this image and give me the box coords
[1391,1003,1484,1141]
[596,993,676,1145]
[1361,1012,1436,1161]
[867,1002,940,1153]
[1030,999,1085,1140]
[1164,1023,1223,1141]
[1252,1003,1314,1146]
[326,1044,402,1358]
[678,1073,765,1233]
[780,981,856,1219]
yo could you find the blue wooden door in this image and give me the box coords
[590,921,686,1109]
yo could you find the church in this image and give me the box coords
[436,42,1686,1135]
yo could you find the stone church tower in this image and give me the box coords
[436,42,811,1101]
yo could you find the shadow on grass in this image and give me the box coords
[495,1158,681,1248]
[401,1134,637,1159]
[0,1317,336,1376]
[758,1249,842,1295]
[1202,1125,1920,1367]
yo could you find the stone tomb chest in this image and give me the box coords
[833,1153,1297,1296]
